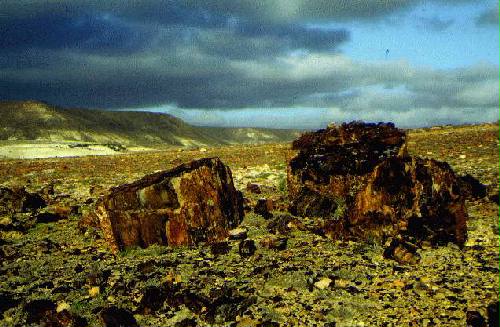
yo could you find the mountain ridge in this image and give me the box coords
[0,100,301,147]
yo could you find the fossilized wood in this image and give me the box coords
[95,158,243,252]
[287,121,467,245]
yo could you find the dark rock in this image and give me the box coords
[467,310,486,327]
[488,301,499,327]
[254,198,273,219]
[95,158,244,252]
[228,227,248,240]
[175,318,198,327]
[246,183,262,194]
[260,236,288,251]
[139,286,167,314]
[25,299,86,327]
[383,238,421,265]
[36,212,64,224]
[210,241,231,256]
[0,292,18,315]
[267,213,305,235]
[287,122,467,246]
[459,174,487,199]
[257,321,280,327]
[0,186,46,214]
[489,192,499,205]
[100,306,138,327]
[239,239,256,257]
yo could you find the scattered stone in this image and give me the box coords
[459,174,487,199]
[466,310,486,327]
[228,227,248,240]
[246,183,262,194]
[0,186,46,214]
[25,299,86,327]
[254,198,273,219]
[210,241,231,256]
[267,213,305,235]
[383,238,421,265]
[260,236,288,251]
[0,292,18,315]
[99,306,139,327]
[36,212,64,224]
[239,239,256,257]
[287,122,467,246]
[139,286,167,314]
[488,192,499,205]
[314,277,332,290]
[175,318,198,327]
[488,301,499,327]
[94,158,244,252]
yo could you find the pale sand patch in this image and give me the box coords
[0,142,152,159]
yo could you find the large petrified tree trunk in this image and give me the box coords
[95,158,243,252]
[287,122,467,246]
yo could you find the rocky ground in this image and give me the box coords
[0,123,498,326]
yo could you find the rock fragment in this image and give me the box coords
[254,198,273,219]
[466,310,486,327]
[94,158,243,252]
[99,306,138,327]
[488,301,499,327]
[239,239,256,257]
[0,186,46,214]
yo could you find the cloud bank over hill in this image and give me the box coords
[0,0,498,127]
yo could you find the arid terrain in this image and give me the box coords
[0,123,498,326]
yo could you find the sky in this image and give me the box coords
[0,0,498,129]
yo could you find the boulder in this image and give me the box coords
[287,122,467,246]
[0,186,46,214]
[288,122,407,218]
[95,158,244,252]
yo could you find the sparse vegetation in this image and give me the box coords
[0,123,498,326]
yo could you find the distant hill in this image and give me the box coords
[0,100,301,147]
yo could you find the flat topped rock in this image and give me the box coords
[95,157,243,252]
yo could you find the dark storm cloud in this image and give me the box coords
[0,0,495,114]
[0,12,154,55]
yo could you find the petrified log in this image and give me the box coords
[95,158,243,252]
[288,122,407,218]
[287,121,467,245]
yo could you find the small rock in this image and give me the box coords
[488,301,499,327]
[246,183,262,194]
[175,318,198,327]
[466,310,486,327]
[259,236,288,251]
[100,306,138,327]
[229,227,248,240]
[254,198,273,219]
[0,186,46,214]
[314,278,332,290]
[383,238,420,265]
[210,241,230,255]
[239,239,256,257]
[459,154,467,159]
[0,292,18,315]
